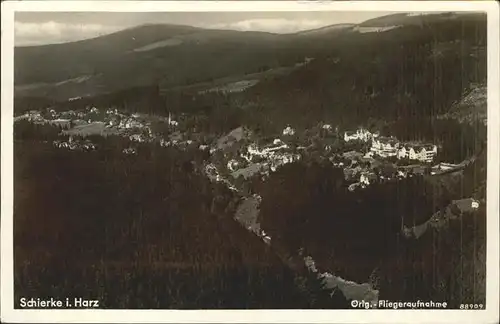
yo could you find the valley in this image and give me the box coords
[12,11,488,309]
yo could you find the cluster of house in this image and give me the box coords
[159,132,195,149]
[129,133,150,143]
[107,116,145,129]
[244,139,289,160]
[242,139,301,171]
[344,128,438,163]
[52,137,96,151]
[348,167,423,192]
[336,149,436,192]
[204,163,239,192]
[223,138,301,180]
[23,107,103,127]
[15,109,88,129]
[369,137,438,163]
[14,110,45,123]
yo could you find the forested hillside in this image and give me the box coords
[14,139,318,308]
[256,148,486,307]
[243,13,486,130]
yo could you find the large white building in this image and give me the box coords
[371,138,438,163]
[400,145,438,163]
[344,128,378,142]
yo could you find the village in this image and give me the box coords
[16,107,467,192]
[14,106,481,308]
[205,124,467,193]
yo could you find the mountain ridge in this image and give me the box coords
[14,12,486,119]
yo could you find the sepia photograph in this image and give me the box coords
[1,1,499,323]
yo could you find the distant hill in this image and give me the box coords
[359,12,481,27]
[14,24,311,101]
[239,12,487,130]
[294,23,355,36]
[14,12,487,123]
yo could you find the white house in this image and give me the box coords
[283,126,295,136]
[227,159,239,172]
[247,143,263,156]
[419,145,438,162]
[360,172,377,187]
[453,198,481,213]
[344,128,376,142]
[408,147,418,160]
[409,145,437,163]
[360,174,370,186]
[167,112,179,127]
[370,137,400,157]
[397,146,408,159]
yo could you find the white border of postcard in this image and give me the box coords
[2,1,499,323]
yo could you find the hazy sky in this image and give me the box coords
[14,11,391,46]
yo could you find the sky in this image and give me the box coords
[14,11,392,46]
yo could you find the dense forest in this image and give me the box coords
[384,117,486,163]
[14,138,317,309]
[243,14,486,130]
[256,153,486,307]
